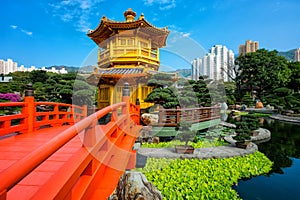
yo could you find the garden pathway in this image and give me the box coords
[138,143,258,159]
[269,114,300,123]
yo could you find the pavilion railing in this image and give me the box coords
[157,106,221,127]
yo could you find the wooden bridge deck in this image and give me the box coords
[0,126,81,199]
[0,122,139,200]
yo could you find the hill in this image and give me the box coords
[278,49,296,61]
[48,65,79,72]
[166,68,191,78]
[48,65,94,73]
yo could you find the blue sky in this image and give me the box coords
[1,0,300,70]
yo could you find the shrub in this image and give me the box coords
[137,152,273,199]
[175,121,196,146]
[0,93,21,102]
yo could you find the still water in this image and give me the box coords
[233,118,300,200]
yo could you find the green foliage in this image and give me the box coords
[1,71,94,105]
[287,62,300,92]
[145,73,212,109]
[137,152,273,199]
[224,82,237,105]
[29,70,49,83]
[175,121,196,146]
[263,86,300,112]
[191,78,212,107]
[241,92,254,107]
[141,139,225,148]
[235,49,291,99]
[232,114,261,142]
[147,73,174,88]
[144,87,179,108]
[207,80,226,105]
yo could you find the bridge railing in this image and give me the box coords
[0,83,141,200]
[0,85,87,137]
[34,102,86,129]
[157,106,221,127]
[0,102,27,137]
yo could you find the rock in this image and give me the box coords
[108,171,163,200]
[255,101,263,108]
[241,104,247,111]
[138,126,152,143]
[231,110,241,115]
[152,137,160,144]
[221,102,228,110]
[141,113,159,125]
[140,126,152,138]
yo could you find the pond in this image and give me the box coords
[233,117,300,200]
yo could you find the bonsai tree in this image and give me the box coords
[233,114,260,143]
[175,121,196,146]
[232,132,251,143]
[144,73,179,109]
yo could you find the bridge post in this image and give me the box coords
[122,82,130,115]
[23,83,35,134]
[136,98,140,125]
[176,106,181,124]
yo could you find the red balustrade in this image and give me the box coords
[0,83,141,200]
[0,99,86,137]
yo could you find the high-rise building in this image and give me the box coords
[0,59,18,75]
[294,48,300,62]
[191,58,201,80]
[238,40,259,55]
[0,60,4,75]
[191,45,235,82]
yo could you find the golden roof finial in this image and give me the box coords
[139,13,144,20]
[124,8,136,22]
[101,15,107,21]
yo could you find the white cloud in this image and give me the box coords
[48,0,104,32]
[182,33,190,37]
[21,29,33,36]
[143,0,176,10]
[10,25,32,36]
[10,25,18,29]
[61,13,73,22]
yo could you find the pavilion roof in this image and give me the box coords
[87,9,169,48]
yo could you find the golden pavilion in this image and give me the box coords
[87,8,170,110]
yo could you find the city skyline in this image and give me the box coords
[1,0,300,70]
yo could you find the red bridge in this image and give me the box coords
[0,83,221,199]
[0,83,141,200]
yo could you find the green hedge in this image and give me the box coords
[137,152,273,199]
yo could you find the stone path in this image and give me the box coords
[138,143,258,159]
[270,114,300,123]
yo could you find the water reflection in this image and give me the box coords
[232,117,300,200]
[260,118,300,174]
